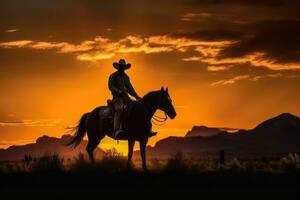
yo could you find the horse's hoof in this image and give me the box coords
[127,164,134,171]
[143,167,149,173]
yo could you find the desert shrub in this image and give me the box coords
[0,161,23,173]
[104,148,123,157]
[69,148,128,173]
[164,152,191,173]
[96,148,127,173]
[0,162,5,173]
[149,158,164,171]
[197,159,218,172]
[68,153,91,172]
[31,153,65,172]
[20,154,33,172]
[222,158,246,173]
[280,153,300,173]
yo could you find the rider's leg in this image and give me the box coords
[113,97,124,137]
[148,124,157,137]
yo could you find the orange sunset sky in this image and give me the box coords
[1,0,300,153]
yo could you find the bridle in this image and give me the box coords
[138,100,169,126]
[151,112,168,126]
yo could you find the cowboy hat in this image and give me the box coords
[113,59,131,70]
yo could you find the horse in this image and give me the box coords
[67,87,176,171]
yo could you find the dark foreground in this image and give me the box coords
[1,153,300,199]
[1,171,300,200]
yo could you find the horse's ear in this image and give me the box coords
[161,86,164,91]
[166,87,168,92]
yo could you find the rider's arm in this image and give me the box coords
[108,74,122,95]
[126,76,141,100]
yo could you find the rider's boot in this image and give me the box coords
[148,130,157,137]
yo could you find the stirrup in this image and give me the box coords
[148,131,157,137]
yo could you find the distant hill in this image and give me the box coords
[2,113,300,161]
[184,126,238,137]
[144,113,300,159]
[0,135,104,161]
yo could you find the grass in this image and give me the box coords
[1,150,300,175]
[1,151,299,200]
[68,148,128,173]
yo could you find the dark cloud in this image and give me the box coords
[219,20,300,64]
[183,0,300,6]
[171,29,244,41]
[0,0,183,42]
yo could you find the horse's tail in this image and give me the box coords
[66,112,90,148]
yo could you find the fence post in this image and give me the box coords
[220,150,225,165]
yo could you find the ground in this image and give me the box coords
[1,153,300,199]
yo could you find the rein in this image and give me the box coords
[138,99,168,126]
[151,112,168,126]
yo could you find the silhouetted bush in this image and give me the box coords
[68,153,91,172]
[0,161,22,174]
[280,153,300,173]
[222,158,246,173]
[149,158,164,171]
[96,148,127,173]
[31,153,65,172]
[164,152,190,173]
[1,151,300,176]
[69,148,127,173]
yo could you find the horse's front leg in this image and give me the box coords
[127,139,135,169]
[139,138,148,171]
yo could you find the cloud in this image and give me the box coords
[217,20,300,69]
[1,25,300,71]
[207,65,230,71]
[183,0,300,6]
[182,56,201,61]
[181,12,213,21]
[148,35,233,48]
[211,75,250,86]
[5,29,17,33]
[171,29,244,41]
[0,34,234,62]
[0,40,33,48]
[211,72,299,86]
[77,52,115,61]
[0,119,61,127]
[252,73,297,81]
[182,28,300,70]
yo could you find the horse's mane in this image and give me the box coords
[142,90,160,100]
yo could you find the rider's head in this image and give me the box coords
[113,59,131,72]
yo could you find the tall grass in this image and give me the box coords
[1,151,300,174]
[69,148,128,173]
[31,153,65,172]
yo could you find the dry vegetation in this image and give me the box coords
[1,150,300,175]
[1,150,299,200]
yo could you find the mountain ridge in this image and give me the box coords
[1,113,300,161]
[144,113,300,158]
[0,134,104,161]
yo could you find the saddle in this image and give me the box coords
[98,99,135,121]
[98,99,114,119]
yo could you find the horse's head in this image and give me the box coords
[157,86,176,119]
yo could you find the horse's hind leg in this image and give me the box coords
[86,133,103,163]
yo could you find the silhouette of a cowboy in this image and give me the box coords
[109,59,157,138]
